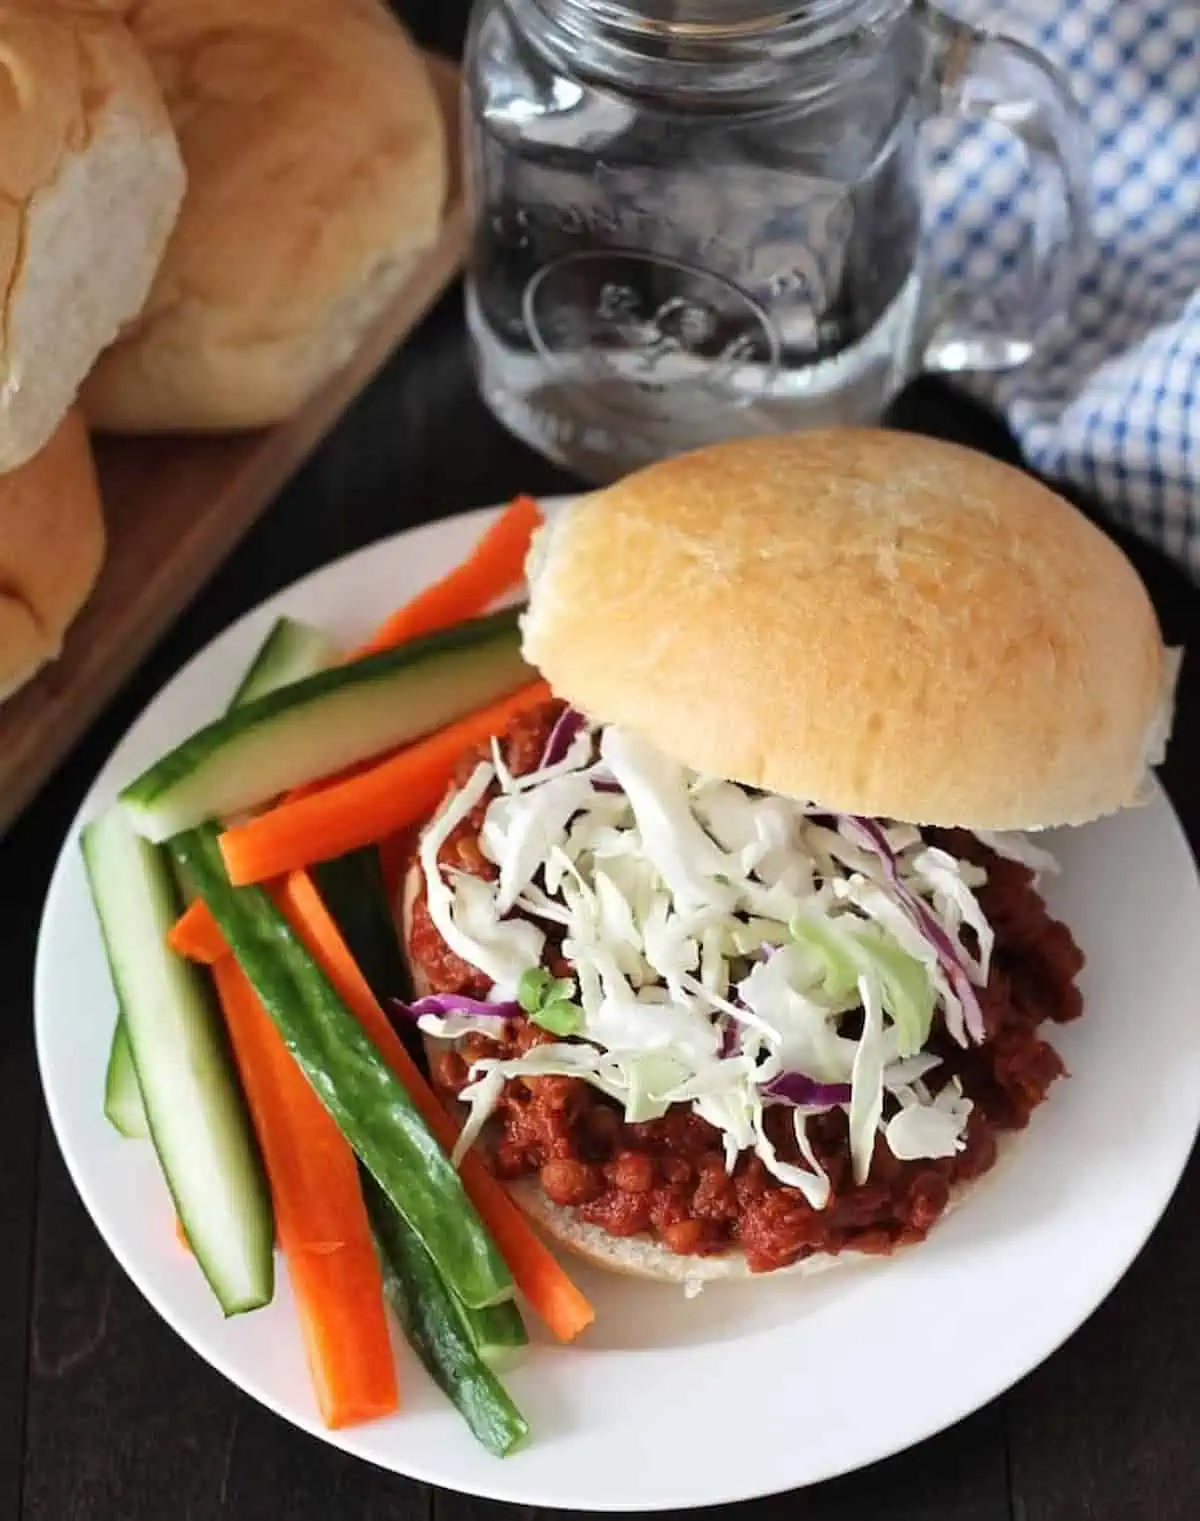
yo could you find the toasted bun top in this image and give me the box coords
[521,430,1168,830]
[0,409,105,702]
[81,0,446,433]
[0,1,183,469]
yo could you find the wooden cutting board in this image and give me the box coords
[0,53,467,836]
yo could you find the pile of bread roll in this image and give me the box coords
[0,0,446,704]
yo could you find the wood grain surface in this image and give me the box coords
[3,3,1198,1518]
[0,51,465,836]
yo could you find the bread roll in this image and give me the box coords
[0,409,105,701]
[0,2,184,470]
[522,430,1168,830]
[82,0,447,433]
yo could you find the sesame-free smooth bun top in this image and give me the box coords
[81,0,447,433]
[521,430,1169,830]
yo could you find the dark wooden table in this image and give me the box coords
[5,7,1200,1518]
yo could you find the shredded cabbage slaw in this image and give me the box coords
[416,713,1057,1201]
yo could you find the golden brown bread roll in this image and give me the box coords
[0,1,184,469]
[82,0,448,433]
[0,409,106,701]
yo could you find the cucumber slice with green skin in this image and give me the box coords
[103,1019,149,1139]
[227,616,338,709]
[364,1172,529,1457]
[172,824,514,1312]
[82,811,274,1315]
[463,1294,530,1371]
[310,848,414,1039]
[310,850,530,1363]
[104,614,336,1139]
[121,607,530,843]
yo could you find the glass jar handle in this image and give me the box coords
[913,1,1091,373]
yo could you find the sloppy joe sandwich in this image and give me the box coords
[400,429,1175,1283]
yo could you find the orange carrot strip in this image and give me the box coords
[168,501,544,973]
[167,839,405,971]
[212,955,356,1256]
[174,1216,191,1253]
[275,868,595,1343]
[211,956,399,1427]
[286,1244,398,1430]
[167,898,229,964]
[219,680,553,886]
[282,752,387,805]
[286,499,541,792]
[353,496,542,659]
[170,501,542,945]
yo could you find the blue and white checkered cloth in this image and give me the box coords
[926,0,1200,576]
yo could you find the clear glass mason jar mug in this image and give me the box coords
[462,0,1089,482]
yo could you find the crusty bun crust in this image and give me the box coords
[82,0,446,433]
[521,430,1167,831]
[401,861,1004,1286]
[0,2,184,470]
[0,410,105,701]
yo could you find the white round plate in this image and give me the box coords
[35,504,1200,1510]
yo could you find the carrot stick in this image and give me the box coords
[174,1216,191,1253]
[167,834,407,971]
[275,868,595,1343]
[170,504,542,943]
[287,499,541,793]
[166,500,542,988]
[219,680,553,886]
[353,496,542,659]
[287,1243,398,1430]
[211,956,399,1427]
[212,955,357,1256]
[167,898,229,964]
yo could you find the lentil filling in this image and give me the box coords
[409,702,1084,1273]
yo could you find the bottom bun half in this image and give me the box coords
[400,861,1015,1287]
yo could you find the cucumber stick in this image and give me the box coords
[171,824,514,1312]
[364,1173,529,1457]
[310,849,412,1025]
[121,607,531,842]
[464,1293,530,1371]
[311,850,529,1363]
[227,616,338,708]
[103,1020,148,1138]
[82,811,274,1314]
[104,615,334,1139]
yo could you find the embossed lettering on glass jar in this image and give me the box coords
[464,0,1089,482]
